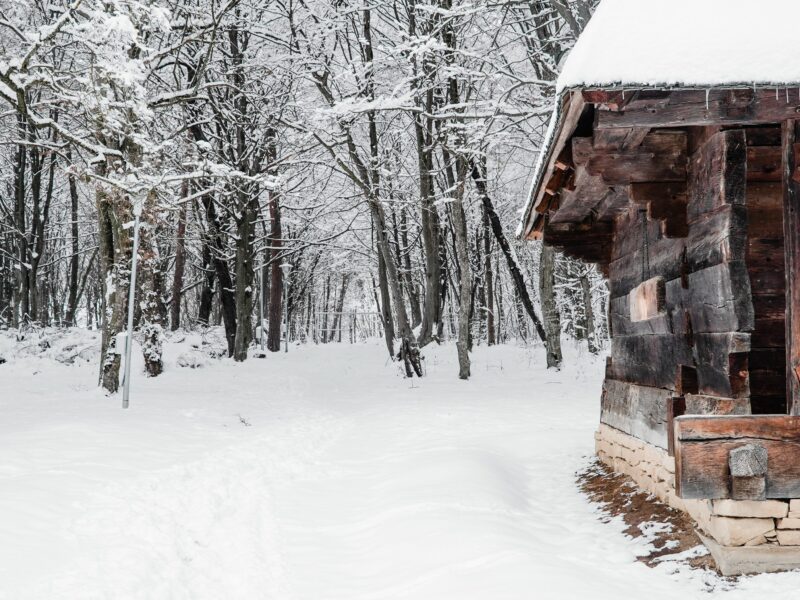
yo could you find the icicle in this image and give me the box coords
[776,88,780,101]
[787,88,790,103]
[622,89,625,100]
[705,89,710,110]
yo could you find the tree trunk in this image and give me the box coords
[96,168,132,393]
[198,240,215,326]
[170,181,188,331]
[267,187,283,352]
[14,113,28,327]
[539,241,562,368]
[469,159,547,345]
[201,193,237,356]
[330,274,351,343]
[139,192,165,377]
[452,163,472,379]
[233,192,256,361]
[65,149,80,326]
[482,207,496,345]
[376,251,395,357]
[400,207,422,327]
[579,267,599,354]
[409,2,441,347]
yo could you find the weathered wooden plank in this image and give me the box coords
[609,277,685,336]
[593,127,650,151]
[550,166,611,224]
[609,237,686,298]
[684,394,751,415]
[678,415,800,441]
[747,146,782,182]
[752,316,786,348]
[784,120,800,414]
[688,130,746,221]
[594,89,800,130]
[693,332,751,399]
[687,261,754,333]
[686,205,747,272]
[601,379,672,449]
[744,126,782,147]
[748,237,784,269]
[667,396,687,457]
[675,415,800,499]
[634,182,688,238]
[749,264,786,295]
[629,276,666,322]
[583,131,687,185]
[612,205,665,261]
[591,186,630,221]
[582,89,636,111]
[610,333,693,390]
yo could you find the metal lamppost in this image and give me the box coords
[280,262,292,353]
[122,210,142,409]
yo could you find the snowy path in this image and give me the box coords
[2,333,800,599]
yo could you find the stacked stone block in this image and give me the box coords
[595,423,800,549]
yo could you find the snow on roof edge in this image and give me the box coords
[515,95,563,239]
[555,0,800,92]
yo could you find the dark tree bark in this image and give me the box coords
[376,251,395,357]
[201,193,237,356]
[539,241,562,368]
[579,267,598,354]
[14,113,28,326]
[408,0,441,347]
[198,239,216,326]
[400,207,422,327]
[483,207,496,345]
[330,273,351,343]
[267,187,283,352]
[170,182,188,331]
[469,159,547,344]
[65,148,80,326]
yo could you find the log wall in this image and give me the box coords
[746,127,786,413]
[601,125,789,447]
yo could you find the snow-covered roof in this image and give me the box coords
[558,0,800,91]
[518,0,800,240]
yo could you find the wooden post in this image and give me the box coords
[782,120,800,414]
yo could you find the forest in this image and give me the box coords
[0,0,605,386]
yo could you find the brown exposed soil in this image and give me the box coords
[577,459,720,573]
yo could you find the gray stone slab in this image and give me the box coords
[698,531,800,575]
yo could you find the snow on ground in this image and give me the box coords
[2,329,800,599]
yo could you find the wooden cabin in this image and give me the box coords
[519,0,800,574]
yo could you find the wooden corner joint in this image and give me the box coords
[729,443,768,501]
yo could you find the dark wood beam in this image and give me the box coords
[593,89,800,130]
[675,415,800,499]
[783,120,800,414]
[574,131,686,185]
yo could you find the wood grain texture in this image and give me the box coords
[629,276,666,322]
[783,121,800,414]
[601,379,672,449]
[687,129,746,221]
[675,415,800,499]
[593,89,800,130]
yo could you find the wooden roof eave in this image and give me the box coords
[520,89,585,241]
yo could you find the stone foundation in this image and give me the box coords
[595,423,800,572]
